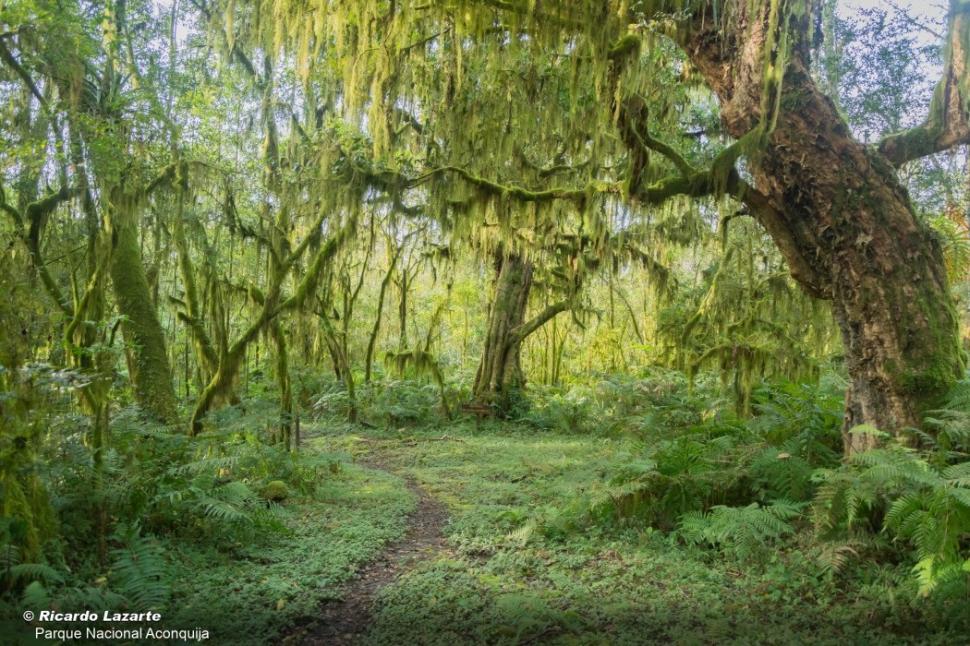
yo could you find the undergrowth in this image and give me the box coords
[0,395,414,643]
[320,370,970,639]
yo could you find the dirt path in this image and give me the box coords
[289,446,448,645]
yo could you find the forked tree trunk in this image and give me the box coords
[681,6,965,453]
[473,252,534,410]
[365,245,401,383]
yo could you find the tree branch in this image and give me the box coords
[878,1,970,166]
[24,187,77,315]
[509,298,573,346]
[0,38,47,109]
[279,216,357,313]
[411,165,619,203]
[0,183,24,229]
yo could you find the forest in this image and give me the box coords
[1,0,970,643]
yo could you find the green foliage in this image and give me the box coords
[813,444,970,601]
[353,421,967,644]
[518,370,721,436]
[0,413,415,644]
[1,0,968,641]
[109,524,170,611]
[360,379,450,427]
[922,377,970,456]
[165,454,414,645]
[261,480,290,502]
[929,213,970,284]
[656,218,838,416]
[518,384,597,433]
[367,566,573,645]
[41,406,332,547]
[568,379,842,536]
[316,376,457,428]
[0,401,352,627]
[679,501,802,560]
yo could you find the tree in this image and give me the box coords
[242,0,967,452]
[473,249,574,410]
[0,0,180,423]
[673,2,965,452]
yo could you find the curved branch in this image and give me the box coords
[411,165,618,204]
[0,38,47,109]
[24,187,77,315]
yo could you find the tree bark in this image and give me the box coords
[107,190,179,424]
[473,252,533,409]
[472,251,573,412]
[270,319,293,445]
[188,216,353,433]
[171,187,220,385]
[679,4,965,453]
[365,243,402,383]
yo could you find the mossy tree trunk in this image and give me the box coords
[10,135,116,559]
[269,319,293,446]
[473,251,572,413]
[171,185,220,387]
[678,4,966,453]
[364,242,403,383]
[188,217,353,434]
[473,252,532,409]
[107,191,179,424]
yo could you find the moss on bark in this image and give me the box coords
[108,197,179,424]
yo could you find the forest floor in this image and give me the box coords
[154,418,963,646]
[270,422,956,646]
[290,443,450,645]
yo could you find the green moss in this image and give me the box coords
[261,480,290,502]
[108,199,179,423]
[608,33,641,62]
[897,285,965,405]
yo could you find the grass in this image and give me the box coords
[164,445,414,644]
[311,421,962,645]
[8,414,958,645]
[1,440,414,646]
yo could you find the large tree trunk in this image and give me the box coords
[108,192,179,424]
[473,252,534,410]
[681,6,965,453]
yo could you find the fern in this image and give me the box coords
[813,444,970,598]
[109,525,170,611]
[750,448,815,501]
[8,563,64,585]
[21,580,50,609]
[679,500,801,560]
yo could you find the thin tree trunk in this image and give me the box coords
[365,244,402,383]
[397,267,410,351]
[188,217,353,433]
[270,319,292,446]
[171,187,220,382]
